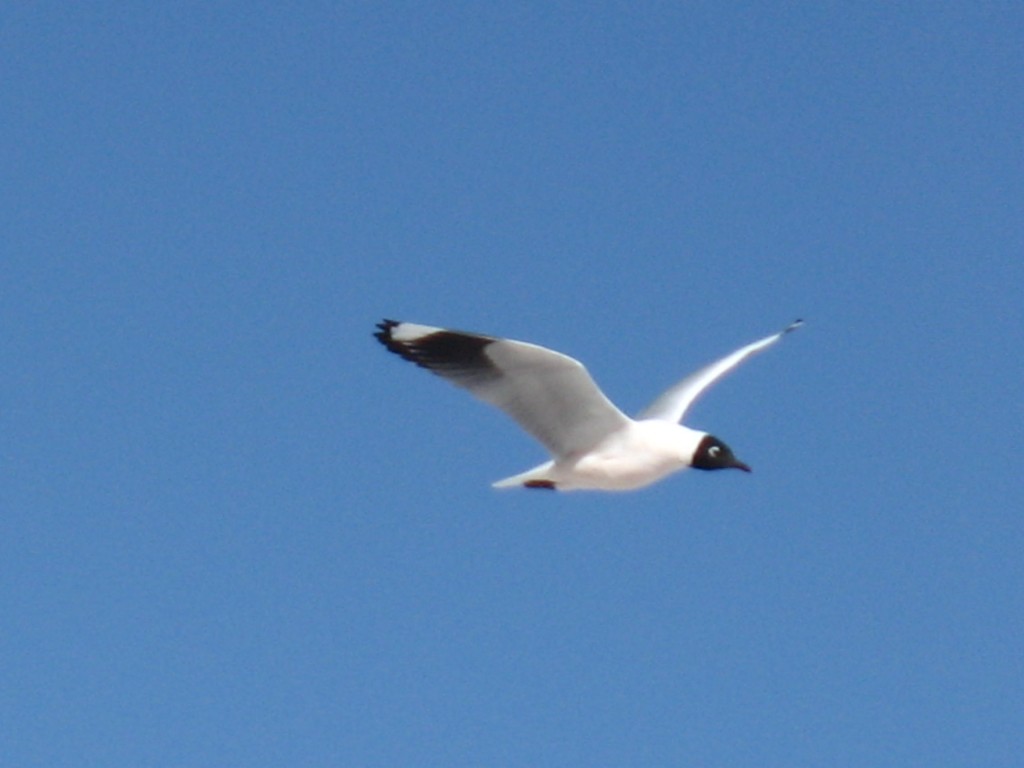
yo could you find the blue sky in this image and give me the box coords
[3,3,1022,765]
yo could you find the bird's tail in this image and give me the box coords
[492,460,557,490]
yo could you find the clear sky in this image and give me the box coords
[3,3,1022,766]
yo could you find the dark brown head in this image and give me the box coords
[691,434,751,473]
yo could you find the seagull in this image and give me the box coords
[374,319,803,491]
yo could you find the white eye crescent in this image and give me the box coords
[708,445,721,457]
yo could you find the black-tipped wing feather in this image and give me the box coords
[375,320,630,457]
[375,319,501,386]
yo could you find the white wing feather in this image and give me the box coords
[639,320,803,424]
[376,321,630,458]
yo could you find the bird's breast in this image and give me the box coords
[557,421,699,491]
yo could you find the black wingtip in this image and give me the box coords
[374,319,411,359]
[373,320,497,375]
[374,318,399,343]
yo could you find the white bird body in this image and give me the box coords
[493,421,705,491]
[374,319,802,492]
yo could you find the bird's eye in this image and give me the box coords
[708,445,721,458]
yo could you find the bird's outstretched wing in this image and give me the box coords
[375,320,630,458]
[638,320,803,424]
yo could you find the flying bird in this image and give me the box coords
[374,319,803,491]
